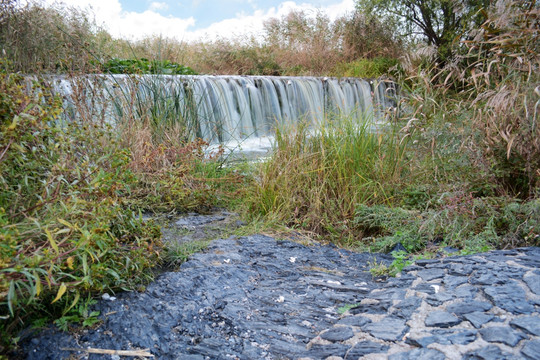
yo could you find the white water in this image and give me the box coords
[48,75,397,154]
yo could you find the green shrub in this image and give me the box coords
[0,70,161,352]
[100,58,197,75]
[333,57,400,78]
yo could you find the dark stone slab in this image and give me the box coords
[484,282,535,314]
[470,271,509,285]
[417,268,445,281]
[446,300,492,315]
[368,288,407,300]
[524,275,540,295]
[521,339,540,360]
[307,343,351,359]
[362,317,408,341]
[510,315,540,336]
[425,311,461,328]
[463,345,522,360]
[414,259,442,267]
[389,348,446,360]
[447,264,473,276]
[413,283,437,295]
[463,311,494,328]
[337,315,371,327]
[406,329,477,347]
[479,326,526,346]
[350,300,393,315]
[320,326,354,342]
[443,275,469,288]
[391,296,422,318]
[425,292,454,306]
[346,341,389,358]
[453,284,478,298]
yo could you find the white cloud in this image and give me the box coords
[187,0,355,42]
[42,0,355,42]
[149,2,168,11]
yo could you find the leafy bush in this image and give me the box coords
[0,70,161,351]
[333,57,400,78]
[100,58,197,75]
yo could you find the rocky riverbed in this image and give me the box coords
[22,213,540,359]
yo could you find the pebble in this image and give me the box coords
[20,213,540,360]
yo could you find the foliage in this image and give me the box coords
[0,2,99,73]
[333,57,400,78]
[100,58,197,75]
[357,0,491,62]
[463,0,540,198]
[0,70,163,352]
[336,10,403,60]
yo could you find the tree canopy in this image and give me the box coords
[357,0,491,62]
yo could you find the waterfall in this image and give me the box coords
[47,75,397,153]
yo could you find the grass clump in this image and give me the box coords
[247,113,408,244]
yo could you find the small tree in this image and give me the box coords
[357,0,491,63]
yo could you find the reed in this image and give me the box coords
[247,111,409,244]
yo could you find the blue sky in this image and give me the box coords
[41,0,355,41]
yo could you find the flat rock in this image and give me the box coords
[417,268,445,281]
[406,329,477,347]
[510,315,540,336]
[362,317,408,341]
[446,300,492,315]
[320,326,354,342]
[523,275,540,295]
[521,339,540,360]
[463,345,522,360]
[337,315,371,327]
[346,341,389,358]
[463,311,494,328]
[389,348,446,360]
[479,326,526,346]
[19,224,540,360]
[484,282,535,314]
[425,311,461,328]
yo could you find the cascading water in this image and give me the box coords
[48,75,397,154]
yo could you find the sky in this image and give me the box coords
[39,0,356,42]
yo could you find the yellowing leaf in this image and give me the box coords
[51,283,67,304]
[45,228,59,255]
[7,115,19,130]
[57,218,74,228]
[66,256,74,270]
[33,271,42,296]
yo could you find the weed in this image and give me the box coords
[247,112,409,244]
[337,302,361,315]
[163,240,210,268]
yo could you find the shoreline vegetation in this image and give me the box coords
[1,0,538,356]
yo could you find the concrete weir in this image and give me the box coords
[46,74,397,153]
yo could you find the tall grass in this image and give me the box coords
[248,112,408,243]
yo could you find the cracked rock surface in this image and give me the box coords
[22,214,540,359]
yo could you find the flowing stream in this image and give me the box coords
[48,75,397,155]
